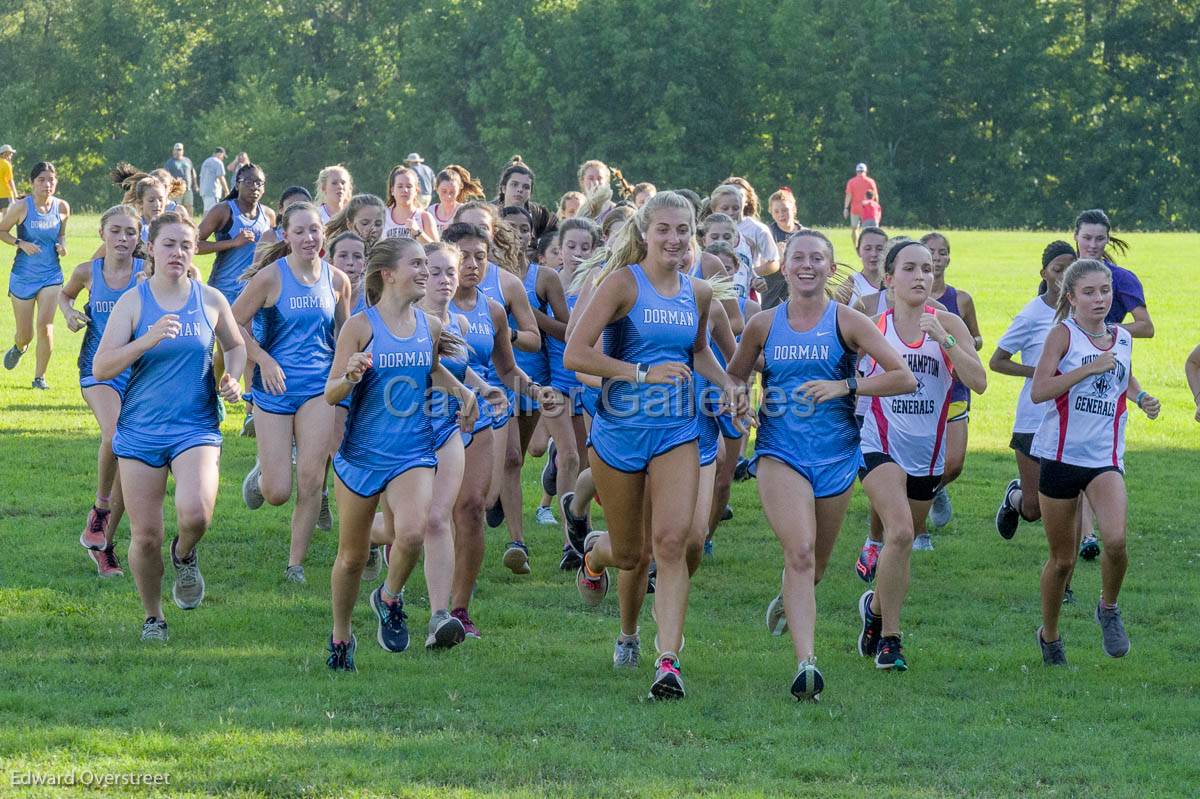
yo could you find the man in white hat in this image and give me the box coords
[843,162,880,245]
[405,152,435,208]
[0,145,17,210]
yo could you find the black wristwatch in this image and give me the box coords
[510,328,519,343]
[846,377,858,398]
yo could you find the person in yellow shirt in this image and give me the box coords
[0,145,17,209]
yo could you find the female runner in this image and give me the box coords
[1,162,69,387]
[1029,258,1158,664]
[93,212,245,641]
[315,165,353,224]
[382,165,438,243]
[730,230,913,699]
[564,191,745,700]
[233,202,351,583]
[323,237,476,669]
[854,239,986,671]
[59,205,144,576]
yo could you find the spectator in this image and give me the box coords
[843,162,879,244]
[228,151,250,176]
[163,142,198,216]
[0,145,16,209]
[859,190,882,230]
[405,152,435,207]
[198,147,229,214]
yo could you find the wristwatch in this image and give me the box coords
[635,363,649,383]
[846,376,858,398]
[941,334,957,351]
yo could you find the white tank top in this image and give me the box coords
[859,307,955,476]
[382,207,428,239]
[1031,319,1132,469]
[850,271,880,305]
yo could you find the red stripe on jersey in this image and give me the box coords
[1054,392,1071,462]
[870,396,890,455]
[930,383,953,475]
[1112,393,1127,466]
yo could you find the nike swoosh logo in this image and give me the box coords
[417,337,429,343]
[816,331,831,336]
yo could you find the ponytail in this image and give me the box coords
[590,191,696,287]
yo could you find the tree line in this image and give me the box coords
[1,0,1196,229]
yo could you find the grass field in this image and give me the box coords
[1,220,1198,798]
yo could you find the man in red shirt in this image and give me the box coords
[843,163,879,244]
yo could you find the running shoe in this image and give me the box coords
[649,655,685,700]
[875,635,907,671]
[613,634,641,669]
[140,616,168,642]
[502,540,531,575]
[3,345,25,370]
[703,540,714,558]
[240,411,256,438]
[486,499,505,529]
[559,544,582,571]
[361,545,383,582]
[646,560,656,595]
[369,585,409,653]
[1096,602,1130,657]
[285,565,306,584]
[1062,584,1075,605]
[995,478,1021,540]
[577,531,609,607]
[89,545,123,578]
[450,607,480,639]
[381,543,392,567]
[1037,626,1067,666]
[912,533,934,551]
[541,441,558,496]
[790,658,824,701]
[170,537,205,610]
[733,457,752,482]
[1079,534,1100,561]
[535,505,557,526]
[425,609,466,650]
[929,486,952,528]
[31,376,48,390]
[857,590,882,657]
[317,490,332,531]
[326,634,357,671]
[242,461,265,510]
[855,540,881,582]
[720,504,733,522]
[80,505,110,550]
[766,593,788,636]
[561,491,590,553]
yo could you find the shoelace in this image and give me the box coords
[386,602,408,628]
[101,549,119,568]
[177,563,200,583]
[88,509,110,535]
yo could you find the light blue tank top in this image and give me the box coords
[479,262,506,308]
[252,259,337,400]
[547,292,580,391]
[209,199,270,299]
[339,307,435,465]
[449,288,500,389]
[430,313,475,438]
[13,196,62,277]
[79,258,142,382]
[117,279,219,436]
[600,264,697,427]
[755,301,859,464]
[512,263,549,379]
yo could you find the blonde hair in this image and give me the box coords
[1056,258,1112,323]
[589,191,695,287]
[709,185,745,217]
[316,164,353,205]
[421,241,468,359]
[723,176,760,218]
[557,191,585,219]
[243,202,323,283]
[577,159,611,190]
[364,237,424,306]
[100,203,141,230]
[600,205,635,241]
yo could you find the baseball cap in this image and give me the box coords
[173,142,185,150]
[405,152,423,163]
[855,162,867,172]
[0,145,14,155]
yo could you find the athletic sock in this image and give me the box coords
[1100,598,1118,610]
[583,551,604,579]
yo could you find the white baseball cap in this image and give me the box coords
[405,152,424,163]
[0,145,14,155]
[855,162,867,172]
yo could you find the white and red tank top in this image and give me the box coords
[1031,319,1131,469]
[859,307,955,476]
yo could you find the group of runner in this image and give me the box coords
[0,153,1178,702]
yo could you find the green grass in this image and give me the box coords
[1,222,1198,798]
